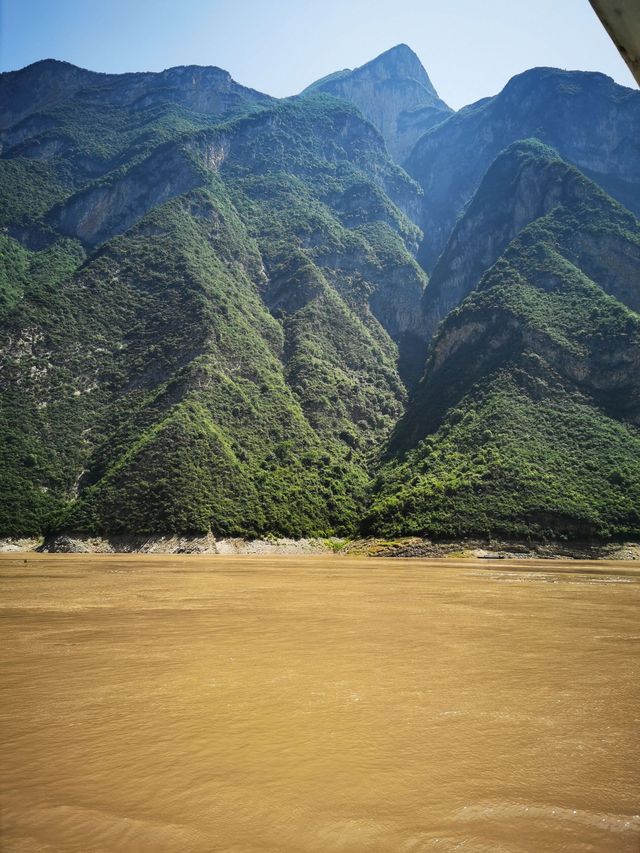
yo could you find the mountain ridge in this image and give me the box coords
[406,65,640,269]
[420,138,640,345]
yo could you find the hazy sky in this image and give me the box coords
[1,0,636,109]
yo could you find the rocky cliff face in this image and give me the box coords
[51,142,205,246]
[406,67,640,269]
[303,44,451,163]
[27,93,423,252]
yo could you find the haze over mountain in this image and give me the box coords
[1,45,639,542]
[405,66,640,269]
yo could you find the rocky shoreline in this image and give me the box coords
[358,537,640,561]
[0,533,330,556]
[0,533,639,560]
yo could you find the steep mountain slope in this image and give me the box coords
[421,139,640,342]
[0,64,273,252]
[303,44,452,163]
[406,67,640,269]
[370,149,640,539]
[0,63,426,537]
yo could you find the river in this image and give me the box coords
[1,554,639,852]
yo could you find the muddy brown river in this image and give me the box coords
[1,554,639,852]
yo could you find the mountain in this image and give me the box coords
[421,139,640,343]
[406,67,640,269]
[0,58,274,132]
[369,141,640,539]
[2,51,640,543]
[303,44,452,163]
[0,59,428,537]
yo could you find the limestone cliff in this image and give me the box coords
[303,44,451,163]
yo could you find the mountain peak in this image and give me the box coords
[358,44,434,92]
[302,45,451,162]
[500,65,630,99]
[369,43,420,64]
[381,42,414,55]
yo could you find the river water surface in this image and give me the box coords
[1,554,639,852]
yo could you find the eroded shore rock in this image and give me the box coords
[1,534,638,560]
[32,533,332,555]
[367,538,640,561]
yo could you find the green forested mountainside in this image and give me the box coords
[397,141,640,450]
[0,75,425,537]
[371,146,640,539]
[367,366,640,539]
[420,139,640,343]
[1,52,640,540]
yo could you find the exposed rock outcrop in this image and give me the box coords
[303,44,451,163]
[51,143,205,246]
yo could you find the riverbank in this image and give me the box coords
[1,533,639,560]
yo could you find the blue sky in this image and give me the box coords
[0,0,636,109]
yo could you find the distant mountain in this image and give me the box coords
[2,51,640,542]
[0,58,274,131]
[303,44,452,163]
[406,67,640,269]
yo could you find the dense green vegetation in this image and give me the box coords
[0,75,421,537]
[374,144,640,539]
[1,57,639,541]
[368,364,640,538]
